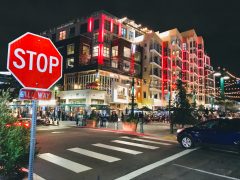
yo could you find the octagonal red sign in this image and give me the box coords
[7,32,62,90]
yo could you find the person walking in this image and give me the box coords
[75,112,79,126]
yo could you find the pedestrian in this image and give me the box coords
[75,112,79,126]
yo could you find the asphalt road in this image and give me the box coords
[33,127,240,180]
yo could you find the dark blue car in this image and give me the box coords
[177,118,240,151]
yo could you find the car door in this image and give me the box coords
[193,120,220,145]
[216,120,240,148]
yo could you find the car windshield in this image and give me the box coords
[196,119,219,130]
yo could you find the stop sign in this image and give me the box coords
[7,32,62,89]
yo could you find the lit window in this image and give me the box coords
[83,44,90,55]
[80,44,90,65]
[129,31,134,41]
[121,28,127,38]
[112,46,118,58]
[67,44,74,55]
[123,60,130,71]
[103,46,110,58]
[134,51,141,62]
[66,57,74,68]
[59,31,66,40]
[93,46,98,57]
[111,60,118,68]
[123,47,131,58]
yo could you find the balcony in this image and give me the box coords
[150,44,162,57]
[150,71,161,79]
[150,57,161,68]
[149,84,161,92]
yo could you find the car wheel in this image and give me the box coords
[180,135,194,149]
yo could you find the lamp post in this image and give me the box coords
[131,77,135,118]
[214,68,230,115]
[54,86,59,125]
[168,84,174,134]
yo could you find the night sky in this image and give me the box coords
[1,0,240,76]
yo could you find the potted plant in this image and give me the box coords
[122,115,138,132]
[86,110,98,128]
[0,90,35,179]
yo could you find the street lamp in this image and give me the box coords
[131,77,135,117]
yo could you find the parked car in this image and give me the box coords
[6,118,31,129]
[177,118,240,151]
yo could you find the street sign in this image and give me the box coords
[7,32,62,89]
[19,88,52,100]
[7,32,62,180]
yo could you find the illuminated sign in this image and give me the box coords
[112,83,129,103]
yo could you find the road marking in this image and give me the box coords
[173,164,240,180]
[140,136,177,143]
[112,140,159,149]
[51,131,64,134]
[92,143,142,155]
[38,153,91,173]
[68,147,121,162]
[120,136,171,146]
[21,168,46,180]
[115,148,198,180]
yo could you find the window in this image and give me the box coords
[154,94,158,99]
[94,19,99,30]
[123,60,130,72]
[144,67,147,72]
[123,47,131,58]
[198,120,219,130]
[80,23,88,33]
[59,31,66,40]
[93,46,98,57]
[143,92,147,98]
[121,28,127,38]
[111,60,118,68]
[112,46,118,58]
[80,44,90,65]
[66,57,74,68]
[113,24,118,34]
[134,51,141,62]
[67,44,74,55]
[69,27,75,37]
[103,46,110,57]
[104,20,111,31]
[129,31,134,41]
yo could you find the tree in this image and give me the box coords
[0,90,30,179]
[172,79,197,127]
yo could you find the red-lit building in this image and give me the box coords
[41,11,215,114]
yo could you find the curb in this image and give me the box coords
[77,126,178,143]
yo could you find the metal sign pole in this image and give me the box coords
[28,99,37,180]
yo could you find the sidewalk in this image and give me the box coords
[37,121,178,142]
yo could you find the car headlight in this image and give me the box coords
[177,128,184,134]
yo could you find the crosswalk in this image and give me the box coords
[36,136,174,179]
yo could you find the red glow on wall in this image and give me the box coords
[87,17,93,32]
[98,14,105,64]
[110,19,113,32]
[118,23,122,37]
[98,44,103,65]
[98,14,105,43]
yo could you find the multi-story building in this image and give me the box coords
[40,11,215,114]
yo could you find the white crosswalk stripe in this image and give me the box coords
[112,140,159,149]
[68,147,121,162]
[92,143,142,155]
[120,136,171,146]
[38,153,92,173]
[140,136,177,143]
